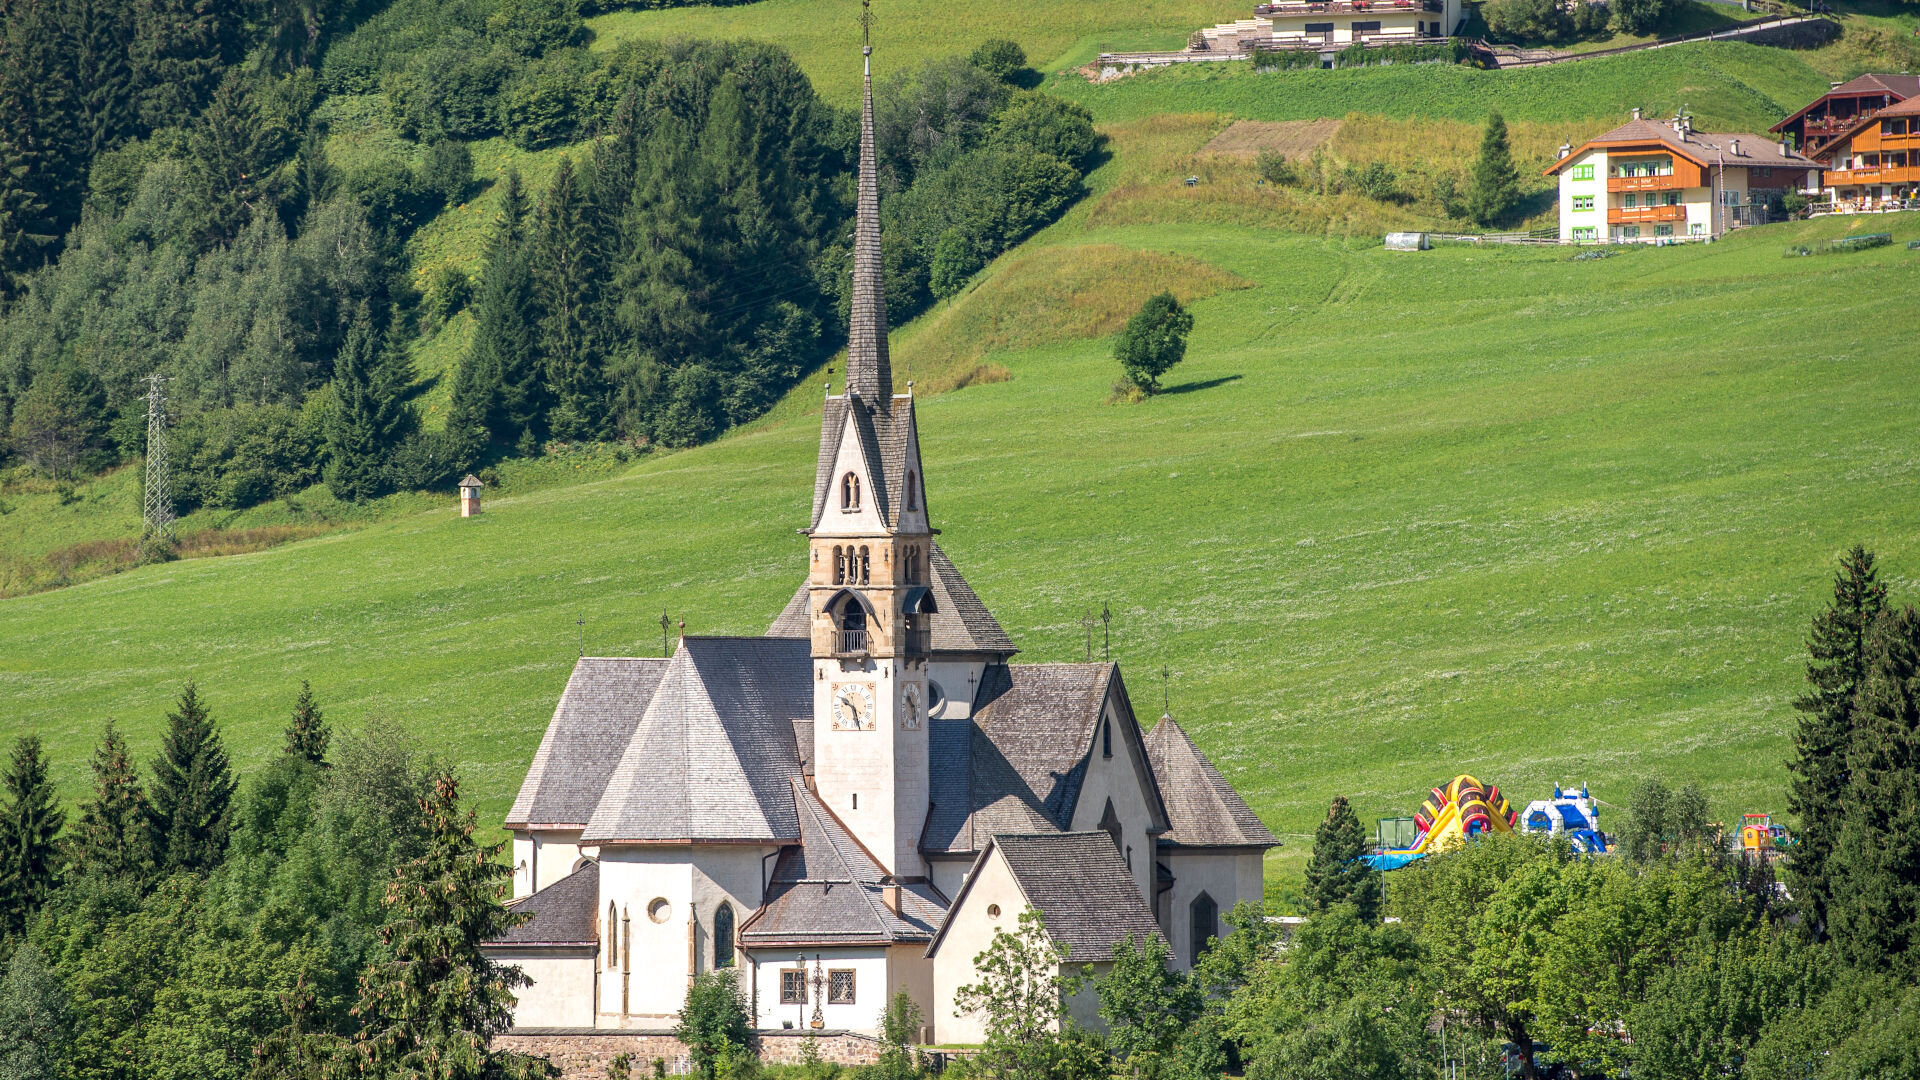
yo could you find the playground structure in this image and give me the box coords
[1518,784,1611,854]
[1738,812,1794,860]
[1365,775,1518,870]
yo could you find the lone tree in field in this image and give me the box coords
[0,736,65,937]
[1115,291,1194,395]
[1789,545,1886,937]
[1469,111,1521,227]
[1304,795,1380,921]
[149,681,236,874]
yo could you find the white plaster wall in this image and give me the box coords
[489,948,596,1029]
[690,846,776,974]
[1160,850,1266,970]
[513,833,534,900]
[1557,149,1606,242]
[887,943,937,1043]
[926,660,988,720]
[932,850,1028,1045]
[746,947,893,1033]
[597,845,772,1027]
[927,856,973,905]
[813,411,887,538]
[814,657,929,878]
[1065,700,1159,904]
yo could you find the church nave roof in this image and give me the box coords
[507,657,670,829]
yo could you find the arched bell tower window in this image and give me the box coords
[858,546,871,585]
[841,472,860,511]
[714,903,735,968]
[906,472,919,512]
[1190,892,1219,967]
[833,546,846,585]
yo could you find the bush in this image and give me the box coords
[1612,0,1673,35]
[1114,291,1194,394]
[1485,0,1571,42]
[1341,161,1400,201]
[675,970,753,1079]
[1255,149,1297,186]
[968,39,1029,83]
[422,262,474,327]
[420,140,476,207]
[382,30,516,140]
[498,47,604,150]
[990,93,1098,170]
[172,404,324,512]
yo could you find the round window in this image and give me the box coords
[987,903,1001,918]
[648,898,672,924]
[928,680,947,718]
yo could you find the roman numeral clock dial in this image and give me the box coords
[831,682,876,731]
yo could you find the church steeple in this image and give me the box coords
[846,38,892,403]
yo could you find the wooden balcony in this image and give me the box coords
[1825,164,1920,187]
[1258,0,1442,12]
[1608,174,1687,193]
[833,629,868,656]
[1608,204,1686,225]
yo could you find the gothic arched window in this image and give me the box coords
[1190,893,1219,967]
[906,472,919,511]
[842,472,860,511]
[1103,716,1113,759]
[715,903,735,968]
[607,901,619,968]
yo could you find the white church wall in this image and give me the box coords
[814,658,928,878]
[596,845,779,1027]
[926,856,973,912]
[925,660,987,721]
[1066,698,1160,904]
[691,847,773,972]
[887,943,936,1043]
[1160,849,1266,970]
[745,947,892,1033]
[487,946,596,1029]
[931,848,1028,1045]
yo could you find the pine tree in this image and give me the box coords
[1304,795,1380,922]
[0,12,66,297]
[532,156,610,442]
[68,0,139,159]
[345,772,553,1080]
[1788,545,1886,937]
[0,736,65,937]
[0,944,76,1080]
[284,679,329,766]
[325,301,417,501]
[1469,110,1521,227]
[188,71,292,244]
[148,680,237,874]
[130,0,235,133]
[1828,605,1920,977]
[449,169,544,453]
[616,121,713,427]
[70,719,157,879]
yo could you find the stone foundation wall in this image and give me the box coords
[495,1030,884,1079]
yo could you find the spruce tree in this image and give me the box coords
[346,772,552,1080]
[70,720,156,879]
[325,301,417,501]
[285,679,329,766]
[1469,110,1521,227]
[1828,606,1920,977]
[68,0,139,159]
[449,169,544,453]
[0,736,65,937]
[532,156,610,442]
[130,0,235,133]
[0,19,63,297]
[1788,545,1886,936]
[0,944,75,1080]
[1304,795,1380,921]
[148,680,237,874]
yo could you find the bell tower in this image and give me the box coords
[805,31,934,879]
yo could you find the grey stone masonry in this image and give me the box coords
[494,1030,884,1078]
[846,47,891,404]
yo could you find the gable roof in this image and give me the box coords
[767,541,1017,656]
[580,637,809,844]
[489,861,600,947]
[1819,94,1920,152]
[507,657,669,828]
[1545,117,1820,175]
[922,663,1168,855]
[927,833,1164,961]
[809,395,925,532]
[1145,715,1279,849]
[738,781,948,947]
[1772,73,1920,133]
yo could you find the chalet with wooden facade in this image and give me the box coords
[1814,95,1920,210]
[1545,110,1821,244]
[1195,0,1464,52]
[1771,73,1920,159]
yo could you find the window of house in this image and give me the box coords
[781,969,807,1004]
[1190,893,1219,967]
[1571,164,1594,180]
[1654,224,1673,237]
[715,903,735,968]
[858,546,871,585]
[1664,191,1680,206]
[1622,193,1637,208]
[1571,195,1594,211]
[829,970,857,1004]
[1570,226,1597,241]
[1351,20,1380,32]
[833,546,846,585]
[841,472,860,511]
[1690,223,1705,236]
[1622,226,1641,239]
[607,902,619,967]
[1304,21,1332,34]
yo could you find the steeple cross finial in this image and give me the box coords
[859,0,874,49]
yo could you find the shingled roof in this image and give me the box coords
[928,833,1164,961]
[580,637,809,844]
[490,861,600,947]
[1546,116,1820,175]
[739,781,947,947]
[507,658,669,828]
[1145,715,1278,849]
[767,541,1017,656]
[922,663,1168,855]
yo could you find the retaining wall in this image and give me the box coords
[495,1030,885,1079]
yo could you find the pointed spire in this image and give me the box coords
[846,39,892,404]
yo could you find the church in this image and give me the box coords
[483,41,1276,1044]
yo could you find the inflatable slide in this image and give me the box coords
[1364,775,1517,871]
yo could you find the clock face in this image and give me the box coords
[900,686,921,731]
[831,683,876,731]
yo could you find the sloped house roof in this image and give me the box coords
[493,861,600,947]
[1146,715,1279,849]
[1544,117,1820,175]
[927,832,1165,961]
[507,658,669,829]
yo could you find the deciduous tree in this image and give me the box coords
[0,944,75,1080]
[1095,933,1202,1073]
[1114,291,1193,394]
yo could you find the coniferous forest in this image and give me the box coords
[0,0,1096,510]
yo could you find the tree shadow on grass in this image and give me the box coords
[1158,374,1243,396]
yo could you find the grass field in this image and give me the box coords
[7,204,1919,899]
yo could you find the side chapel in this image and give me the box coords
[483,40,1277,1044]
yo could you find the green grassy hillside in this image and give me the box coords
[8,202,1918,897]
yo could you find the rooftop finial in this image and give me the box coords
[845,1,892,404]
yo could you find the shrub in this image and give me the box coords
[1612,0,1673,36]
[420,140,475,207]
[1255,149,1297,186]
[1342,161,1400,202]
[1114,291,1194,394]
[676,970,753,1079]
[1485,0,1570,42]
[498,48,603,150]
[990,93,1098,169]
[968,39,1029,83]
